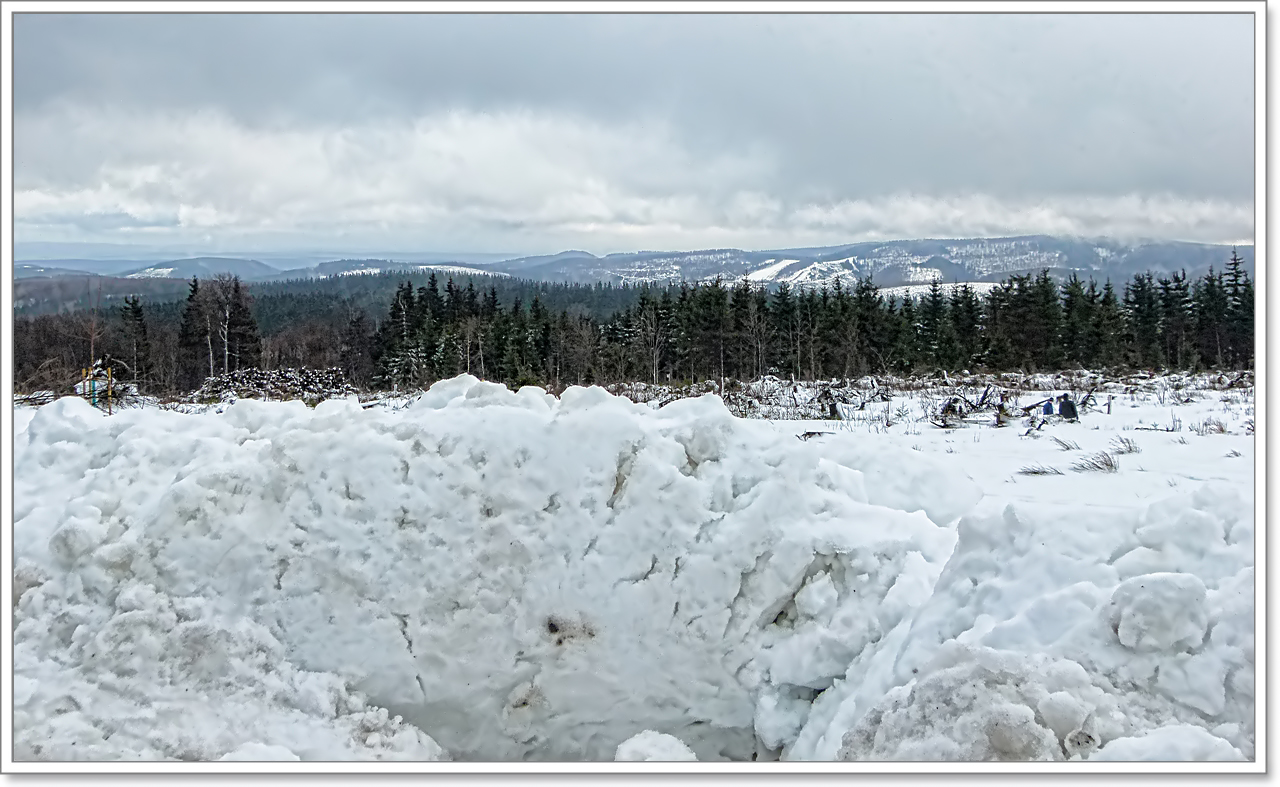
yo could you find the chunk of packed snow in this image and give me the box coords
[218,743,302,761]
[835,645,1104,762]
[1090,724,1245,761]
[1107,573,1208,652]
[615,731,699,761]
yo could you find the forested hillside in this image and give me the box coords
[13,251,1254,397]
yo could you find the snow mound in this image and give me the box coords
[615,731,699,761]
[795,485,1254,762]
[14,379,980,761]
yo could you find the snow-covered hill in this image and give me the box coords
[477,236,1253,291]
[123,257,281,281]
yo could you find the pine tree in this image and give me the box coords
[698,277,732,390]
[1224,248,1254,368]
[1029,271,1063,370]
[1192,267,1231,369]
[1123,273,1162,369]
[893,296,920,373]
[376,282,426,387]
[796,287,822,381]
[1092,281,1126,370]
[852,276,887,374]
[1059,274,1092,369]
[340,307,376,387]
[770,283,799,379]
[919,279,959,370]
[823,277,860,378]
[982,279,1017,370]
[176,277,209,391]
[120,295,152,391]
[423,273,444,320]
[949,283,983,371]
[227,278,261,372]
[1157,270,1194,370]
[635,285,669,385]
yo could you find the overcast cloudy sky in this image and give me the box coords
[13,12,1255,255]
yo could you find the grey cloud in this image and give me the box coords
[13,12,1255,251]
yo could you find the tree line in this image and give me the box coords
[12,250,1254,397]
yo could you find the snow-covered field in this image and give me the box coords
[11,373,1256,764]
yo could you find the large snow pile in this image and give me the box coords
[14,375,978,762]
[13,373,1254,763]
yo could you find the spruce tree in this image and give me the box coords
[340,308,376,388]
[852,276,886,374]
[176,277,209,391]
[919,279,959,371]
[1059,274,1092,369]
[120,295,151,391]
[227,278,261,372]
[893,296,920,373]
[1092,280,1125,370]
[1157,270,1194,370]
[949,283,983,371]
[770,283,799,380]
[982,280,1017,370]
[1123,273,1162,369]
[1224,248,1254,368]
[1029,271,1063,370]
[1192,268,1230,369]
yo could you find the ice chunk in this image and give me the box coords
[615,731,698,761]
[1090,725,1244,761]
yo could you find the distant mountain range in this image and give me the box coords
[14,257,508,283]
[466,236,1254,288]
[14,236,1253,290]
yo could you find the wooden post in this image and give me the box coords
[107,367,112,415]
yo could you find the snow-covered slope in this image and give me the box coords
[311,259,509,280]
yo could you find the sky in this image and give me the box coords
[12,11,1256,256]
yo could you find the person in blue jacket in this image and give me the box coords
[1058,394,1078,422]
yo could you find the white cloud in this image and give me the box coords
[15,106,1253,252]
[790,193,1254,246]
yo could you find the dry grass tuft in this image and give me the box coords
[1071,451,1119,473]
[1109,436,1141,455]
[1050,436,1081,451]
[1191,417,1228,436]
